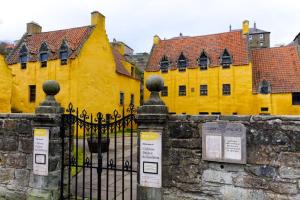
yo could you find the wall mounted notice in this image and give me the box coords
[33,128,49,176]
[140,131,162,188]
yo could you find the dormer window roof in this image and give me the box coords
[19,44,28,69]
[198,50,209,70]
[177,52,187,71]
[59,40,69,65]
[39,42,49,67]
[220,48,232,68]
[160,55,170,72]
[259,80,271,94]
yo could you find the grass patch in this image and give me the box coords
[71,146,84,176]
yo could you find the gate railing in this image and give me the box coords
[60,103,137,200]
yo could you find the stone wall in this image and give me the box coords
[0,113,62,200]
[163,115,300,200]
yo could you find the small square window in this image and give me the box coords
[261,107,269,112]
[29,85,36,103]
[260,42,264,47]
[179,85,186,96]
[200,85,208,96]
[41,61,47,67]
[199,112,209,115]
[211,112,221,115]
[259,34,264,39]
[21,62,27,69]
[222,84,231,95]
[292,93,300,105]
[249,35,253,40]
[120,92,124,105]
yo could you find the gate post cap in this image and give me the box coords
[146,75,164,92]
[43,80,60,96]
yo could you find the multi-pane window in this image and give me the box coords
[220,49,232,69]
[59,41,68,65]
[178,85,186,96]
[222,84,231,95]
[200,85,208,96]
[160,56,169,72]
[19,45,28,69]
[120,92,124,105]
[29,85,36,103]
[39,43,49,68]
[292,93,300,105]
[130,94,134,105]
[177,53,187,71]
[198,51,208,70]
[161,86,168,97]
[259,34,264,39]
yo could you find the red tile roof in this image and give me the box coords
[146,31,249,72]
[6,26,94,64]
[252,46,300,93]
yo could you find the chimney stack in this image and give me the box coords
[242,20,249,35]
[229,24,232,32]
[254,22,257,31]
[91,11,105,30]
[27,22,42,35]
[153,35,161,45]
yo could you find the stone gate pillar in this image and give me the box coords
[136,75,169,200]
[28,80,64,199]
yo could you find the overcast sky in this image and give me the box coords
[0,0,299,53]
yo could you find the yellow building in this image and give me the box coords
[0,54,12,112]
[6,11,140,114]
[145,21,300,115]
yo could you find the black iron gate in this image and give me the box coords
[60,103,137,200]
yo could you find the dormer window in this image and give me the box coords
[198,51,209,70]
[177,52,187,72]
[19,44,28,69]
[160,56,170,73]
[39,42,49,68]
[259,80,271,94]
[59,40,68,65]
[220,49,232,69]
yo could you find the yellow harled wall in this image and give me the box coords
[0,55,12,112]
[144,62,300,115]
[9,13,140,115]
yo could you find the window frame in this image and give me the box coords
[259,33,264,39]
[19,44,28,70]
[249,35,253,40]
[119,92,124,105]
[161,86,168,97]
[200,84,208,96]
[39,42,49,68]
[178,85,186,96]
[198,51,209,70]
[160,56,170,73]
[222,84,231,95]
[220,49,232,69]
[177,52,187,72]
[130,94,134,105]
[29,85,36,103]
[292,92,300,105]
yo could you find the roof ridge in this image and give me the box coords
[28,25,94,35]
[160,30,241,42]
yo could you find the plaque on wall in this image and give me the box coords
[33,128,49,176]
[202,122,246,164]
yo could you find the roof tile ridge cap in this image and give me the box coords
[35,25,93,35]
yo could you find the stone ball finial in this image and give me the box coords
[146,75,164,92]
[42,80,60,96]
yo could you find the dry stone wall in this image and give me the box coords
[163,115,300,200]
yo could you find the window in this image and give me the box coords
[59,40,68,65]
[39,42,49,67]
[178,85,186,96]
[259,34,264,39]
[130,94,134,105]
[19,44,28,69]
[220,49,232,69]
[198,51,209,70]
[259,80,270,94]
[199,112,209,115]
[292,93,300,105]
[120,92,124,105]
[211,112,221,115]
[161,86,168,97]
[260,42,264,47]
[160,56,169,72]
[177,52,187,71]
[261,107,269,112]
[200,85,208,96]
[131,67,134,77]
[249,35,253,40]
[29,85,36,103]
[222,84,231,95]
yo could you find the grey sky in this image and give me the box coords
[0,0,299,53]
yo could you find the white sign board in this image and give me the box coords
[33,128,49,176]
[224,136,242,160]
[206,135,222,159]
[140,131,162,188]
